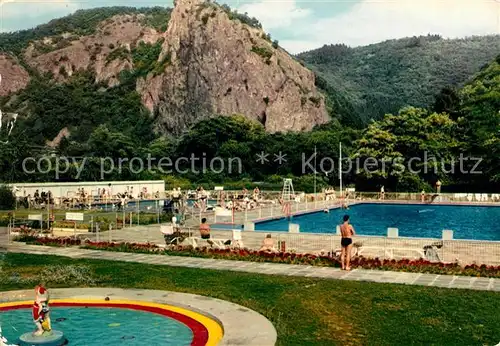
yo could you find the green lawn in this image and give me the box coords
[1,253,499,346]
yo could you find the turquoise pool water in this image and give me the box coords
[0,307,193,345]
[255,203,500,241]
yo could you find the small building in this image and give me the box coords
[8,180,165,199]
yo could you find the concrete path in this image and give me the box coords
[5,243,500,292]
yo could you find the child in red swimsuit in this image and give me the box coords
[33,285,50,335]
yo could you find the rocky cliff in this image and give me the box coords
[23,14,163,86]
[0,55,30,96]
[1,2,328,134]
[137,0,328,133]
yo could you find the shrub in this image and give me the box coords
[272,40,279,49]
[309,96,321,107]
[53,221,89,230]
[58,65,68,77]
[251,45,273,61]
[221,4,262,29]
[0,185,15,210]
[106,46,129,64]
[201,13,210,25]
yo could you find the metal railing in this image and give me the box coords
[6,219,500,266]
[73,224,500,266]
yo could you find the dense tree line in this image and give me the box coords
[1,55,499,192]
[299,35,500,125]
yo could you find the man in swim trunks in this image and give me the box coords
[340,215,355,271]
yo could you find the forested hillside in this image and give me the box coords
[299,35,500,124]
[1,53,499,193]
[0,6,171,56]
[0,6,499,193]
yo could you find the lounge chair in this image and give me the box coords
[231,229,244,249]
[161,225,182,246]
[183,234,229,249]
[423,241,443,262]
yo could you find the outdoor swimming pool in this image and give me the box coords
[0,305,198,345]
[255,203,500,241]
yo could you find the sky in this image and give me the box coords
[1,0,499,53]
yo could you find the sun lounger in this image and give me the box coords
[183,236,228,249]
[231,229,244,249]
[160,225,182,245]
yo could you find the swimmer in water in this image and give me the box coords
[324,209,329,213]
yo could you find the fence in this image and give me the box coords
[23,221,496,267]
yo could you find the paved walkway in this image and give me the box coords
[5,244,500,292]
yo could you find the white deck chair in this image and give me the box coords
[481,193,488,201]
[492,194,500,201]
[475,193,481,202]
[161,225,182,245]
[231,229,244,249]
[466,194,473,202]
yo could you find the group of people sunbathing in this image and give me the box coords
[196,215,356,271]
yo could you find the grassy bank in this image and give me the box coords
[1,253,499,345]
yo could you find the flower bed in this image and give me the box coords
[82,241,164,254]
[14,235,82,247]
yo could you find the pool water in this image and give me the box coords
[0,307,193,345]
[255,203,500,240]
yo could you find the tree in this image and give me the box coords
[352,107,459,191]
[0,185,15,210]
[433,87,461,120]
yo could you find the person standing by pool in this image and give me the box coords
[340,215,355,271]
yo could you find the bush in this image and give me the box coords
[53,221,89,230]
[272,40,279,49]
[309,96,321,107]
[251,45,273,61]
[0,185,15,210]
[201,13,210,25]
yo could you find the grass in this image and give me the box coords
[1,253,499,345]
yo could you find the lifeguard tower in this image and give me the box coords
[281,179,295,202]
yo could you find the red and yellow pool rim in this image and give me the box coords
[0,299,223,346]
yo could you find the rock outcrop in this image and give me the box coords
[137,0,328,133]
[23,14,163,85]
[0,54,30,96]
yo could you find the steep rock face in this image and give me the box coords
[137,0,328,133]
[0,54,30,96]
[23,14,163,85]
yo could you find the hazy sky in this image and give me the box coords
[1,0,499,53]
